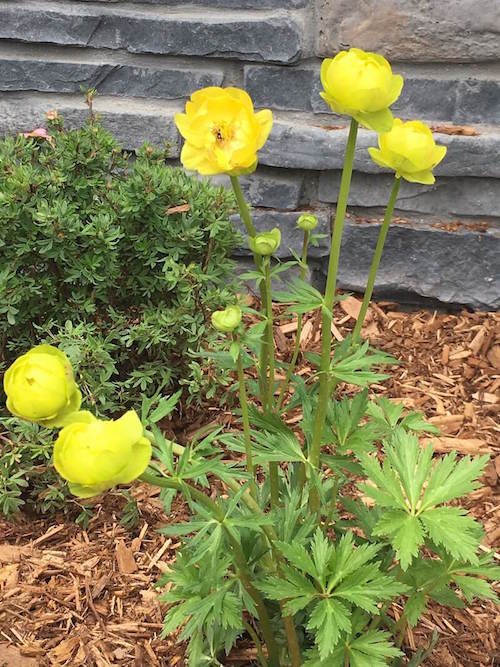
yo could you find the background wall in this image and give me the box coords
[0,0,499,308]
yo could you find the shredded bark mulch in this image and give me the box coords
[0,297,498,666]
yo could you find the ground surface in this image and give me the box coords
[0,297,499,667]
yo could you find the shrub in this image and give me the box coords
[0,111,240,414]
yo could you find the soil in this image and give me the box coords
[0,296,499,667]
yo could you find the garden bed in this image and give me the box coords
[0,296,498,667]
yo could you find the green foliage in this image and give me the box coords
[0,114,240,414]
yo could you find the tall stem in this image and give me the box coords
[264,257,279,508]
[308,118,359,514]
[277,229,310,410]
[235,337,258,500]
[352,176,401,344]
[230,175,269,407]
[140,472,280,667]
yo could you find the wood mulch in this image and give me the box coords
[0,297,499,667]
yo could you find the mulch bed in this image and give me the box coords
[0,296,499,667]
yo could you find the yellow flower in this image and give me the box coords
[368,119,447,184]
[297,213,319,231]
[320,48,403,132]
[175,87,273,176]
[211,305,242,333]
[53,411,152,498]
[248,228,281,256]
[4,344,81,427]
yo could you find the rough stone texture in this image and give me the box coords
[212,170,304,209]
[245,62,500,125]
[0,57,224,99]
[316,0,500,62]
[231,209,331,259]
[260,122,500,178]
[77,0,308,6]
[0,3,303,64]
[319,173,500,218]
[0,93,180,152]
[332,218,500,309]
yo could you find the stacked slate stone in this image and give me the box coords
[0,0,498,308]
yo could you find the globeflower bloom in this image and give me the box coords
[175,87,273,176]
[368,119,447,184]
[249,228,281,256]
[53,411,152,498]
[4,344,81,427]
[212,305,242,333]
[320,48,403,132]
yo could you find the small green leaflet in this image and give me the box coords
[273,277,330,316]
[330,342,396,387]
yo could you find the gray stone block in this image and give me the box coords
[316,0,500,62]
[0,3,303,64]
[0,56,224,99]
[211,169,303,209]
[231,209,331,259]
[260,122,500,178]
[319,172,500,218]
[76,0,308,6]
[331,218,500,310]
[246,62,500,125]
[0,93,181,152]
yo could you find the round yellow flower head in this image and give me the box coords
[53,410,152,498]
[297,213,319,231]
[320,48,403,132]
[175,87,273,176]
[248,228,281,256]
[4,344,81,427]
[368,119,447,184]
[211,305,242,333]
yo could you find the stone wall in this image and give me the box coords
[0,0,499,308]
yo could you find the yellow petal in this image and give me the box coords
[356,107,394,132]
[388,74,404,105]
[255,109,273,149]
[368,147,394,170]
[115,437,152,484]
[402,169,436,185]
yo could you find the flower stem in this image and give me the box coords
[230,175,269,408]
[264,257,279,508]
[140,471,281,667]
[235,336,258,500]
[308,118,359,515]
[351,175,401,344]
[277,229,310,410]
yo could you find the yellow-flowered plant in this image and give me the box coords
[248,228,281,256]
[320,47,403,132]
[175,87,273,176]
[4,344,81,427]
[369,119,447,184]
[211,305,242,333]
[53,411,152,498]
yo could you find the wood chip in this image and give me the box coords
[340,295,363,320]
[115,540,138,575]
[165,203,190,215]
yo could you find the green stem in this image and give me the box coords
[263,257,279,508]
[282,610,302,667]
[243,619,268,667]
[230,175,269,407]
[351,176,401,344]
[308,118,358,514]
[235,337,258,500]
[140,471,280,667]
[277,229,310,410]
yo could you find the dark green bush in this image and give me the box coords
[0,113,241,415]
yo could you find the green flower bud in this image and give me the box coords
[297,213,319,231]
[248,228,281,256]
[211,305,242,333]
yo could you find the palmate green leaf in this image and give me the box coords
[273,277,327,315]
[420,507,482,564]
[275,540,319,579]
[327,533,381,590]
[367,396,440,436]
[420,451,489,510]
[385,431,434,512]
[373,510,425,571]
[330,342,396,387]
[311,528,336,587]
[348,630,402,667]
[453,575,499,603]
[307,598,351,660]
[256,569,317,604]
[333,563,408,613]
